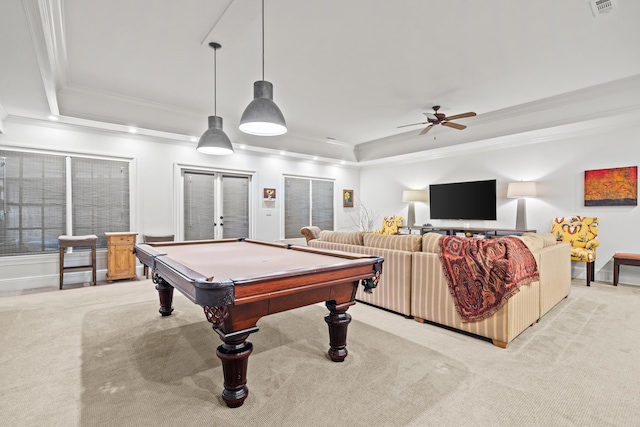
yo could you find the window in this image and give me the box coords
[183,171,250,240]
[284,177,334,239]
[0,150,131,256]
[72,157,130,248]
[0,151,66,256]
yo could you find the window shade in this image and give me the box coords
[184,171,216,240]
[284,177,310,239]
[71,157,130,248]
[222,175,249,238]
[312,180,334,231]
[0,151,66,256]
[284,177,334,239]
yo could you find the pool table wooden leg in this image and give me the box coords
[216,333,253,408]
[154,277,174,316]
[325,300,355,362]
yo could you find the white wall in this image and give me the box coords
[2,115,639,291]
[359,119,640,286]
[0,118,359,291]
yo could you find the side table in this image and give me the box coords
[613,253,640,286]
[106,232,138,282]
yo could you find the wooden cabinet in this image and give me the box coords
[106,232,138,282]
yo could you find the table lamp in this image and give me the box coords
[507,181,537,230]
[402,190,428,227]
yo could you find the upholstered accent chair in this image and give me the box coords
[551,216,599,286]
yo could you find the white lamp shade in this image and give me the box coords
[402,190,428,202]
[507,181,537,199]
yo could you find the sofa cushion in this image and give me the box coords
[363,233,421,252]
[318,230,365,246]
[519,232,558,251]
[421,232,442,253]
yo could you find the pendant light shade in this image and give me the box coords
[197,42,234,155]
[239,0,287,136]
[239,81,287,136]
[197,116,233,155]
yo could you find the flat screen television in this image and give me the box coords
[429,179,497,220]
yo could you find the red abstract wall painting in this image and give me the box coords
[584,166,637,206]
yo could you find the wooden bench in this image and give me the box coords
[613,253,640,286]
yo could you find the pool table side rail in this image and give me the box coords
[230,259,382,305]
[134,243,235,306]
[134,241,383,308]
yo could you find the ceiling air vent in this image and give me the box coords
[590,0,617,16]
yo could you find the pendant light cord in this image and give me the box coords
[213,46,217,115]
[261,0,265,81]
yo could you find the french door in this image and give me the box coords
[183,171,249,240]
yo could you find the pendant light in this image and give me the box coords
[239,0,287,136]
[197,42,234,155]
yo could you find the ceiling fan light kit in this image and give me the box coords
[239,0,287,136]
[197,42,234,155]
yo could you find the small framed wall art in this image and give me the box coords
[584,166,637,206]
[263,188,276,201]
[343,189,354,208]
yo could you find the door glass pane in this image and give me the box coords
[184,172,216,240]
[222,175,249,238]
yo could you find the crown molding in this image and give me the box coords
[21,0,65,116]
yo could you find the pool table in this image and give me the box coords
[134,238,383,408]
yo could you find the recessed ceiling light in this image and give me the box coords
[190,137,198,143]
[128,128,137,134]
[340,160,345,165]
[280,151,286,155]
[48,115,58,121]
[239,145,246,149]
[313,156,318,161]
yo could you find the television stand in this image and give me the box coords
[399,226,536,237]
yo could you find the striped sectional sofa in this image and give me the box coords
[301,227,571,347]
[413,232,571,347]
[301,227,420,317]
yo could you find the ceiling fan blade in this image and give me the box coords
[397,121,429,129]
[419,125,435,135]
[442,122,466,130]
[445,112,476,121]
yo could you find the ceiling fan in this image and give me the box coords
[397,106,476,135]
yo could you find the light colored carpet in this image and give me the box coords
[1,279,639,426]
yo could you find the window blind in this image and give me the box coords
[222,175,249,238]
[0,151,66,256]
[312,180,334,231]
[284,177,334,239]
[71,157,130,248]
[184,171,217,240]
[284,177,310,239]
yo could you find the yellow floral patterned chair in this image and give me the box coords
[551,216,599,286]
[372,216,403,235]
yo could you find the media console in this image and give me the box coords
[399,226,536,237]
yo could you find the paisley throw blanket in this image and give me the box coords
[438,236,539,322]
